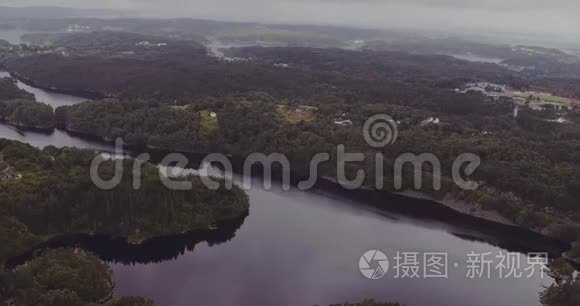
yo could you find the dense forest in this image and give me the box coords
[0,29,579,305]
[2,248,116,305]
[226,46,580,98]
[0,247,158,305]
[0,77,33,100]
[540,258,580,306]
[0,31,530,104]
[0,77,55,129]
[17,33,574,247]
[0,139,249,305]
[225,46,522,86]
[53,93,580,243]
[0,139,249,246]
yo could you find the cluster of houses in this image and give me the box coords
[458,82,513,102]
[334,112,352,126]
[136,41,168,47]
[420,117,440,126]
[36,46,69,56]
[66,24,91,33]
[0,42,69,58]
[462,82,507,93]
[459,82,576,112]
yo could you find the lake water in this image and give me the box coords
[0,71,564,306]
[0,71,88,108]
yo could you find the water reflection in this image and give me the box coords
[315,184,568,259]
[0,71,88,108]
[7,213,248,267]
[0,123,115,151]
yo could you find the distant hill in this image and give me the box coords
[0,6,118,19]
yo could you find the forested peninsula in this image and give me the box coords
[0,77,55,130]
[0,138,249,305]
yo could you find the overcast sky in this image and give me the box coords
[1,0,579,35]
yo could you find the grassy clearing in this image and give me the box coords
[276,105,317,124]
[199,110,218,135]
[169,105,189,111]
[513,92,573,110]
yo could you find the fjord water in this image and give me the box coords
[0,67,558,306]
[0,71,87,107]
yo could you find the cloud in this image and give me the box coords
[1,0,579,35]
[286,0,578,11]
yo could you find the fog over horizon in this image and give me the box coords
[1,0,579,37]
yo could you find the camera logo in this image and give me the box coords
[359,250,390,280]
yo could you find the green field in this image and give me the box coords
[169,105,189,111]
[199,110,219,135]
[276,105,317,124]
[513,92,572,109]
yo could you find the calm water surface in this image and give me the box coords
[0,57,559,306]
[0,71,87,107]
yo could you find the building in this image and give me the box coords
[334,112,352,126]
[421,117,440,126]
[297,105,318,111]
[334,119,353,126]
[513,97,527,105]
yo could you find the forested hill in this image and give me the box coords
[0,31,531,103]
[22,31,206,58]
[225,46,522,85]
[225,46,580,98]
[2,49,520,115]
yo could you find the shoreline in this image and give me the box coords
[0,119,55,133]
[0,73,573,261]
[0,126,571,257]
[4,212,249,269]
[0,67,107,100]
[397,190,516,226]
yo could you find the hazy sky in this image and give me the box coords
[1,0,579,35]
